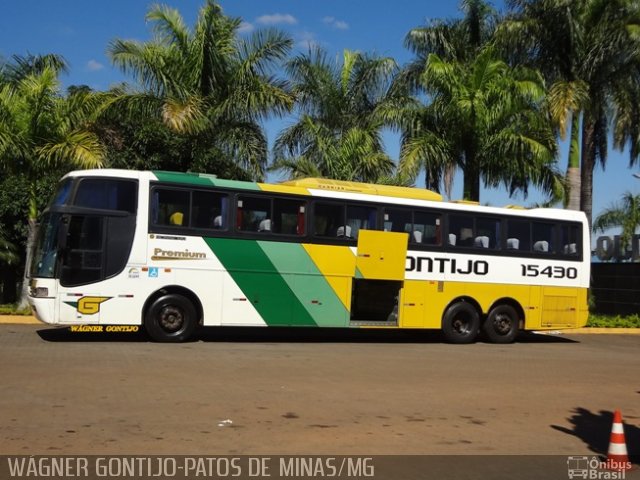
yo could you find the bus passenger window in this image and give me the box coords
[476,217,500,250]
[414,211,441,245]
[449,215,474,247]
[314,203,344,237]
[237,196,270,232]
[153,189,190,226]
[273,198,306,235]
[192,191,228,230]
[383,208,412,234]
[506,219,530,251]
[561,224,580,256]
[532,222,555,254]
[346,205,376,240]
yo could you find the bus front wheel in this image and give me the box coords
[441,301,480,344]
[145,293,197,342]
[483,304,519,344]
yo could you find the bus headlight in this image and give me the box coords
[30,287,49,298]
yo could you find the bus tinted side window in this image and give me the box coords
[532,222,556,254]
[506,219,531,252]
[384,209,412,234]
[273,198,306,235]
[384,209,441,245]
[153,189,190,226]
[476,217,500,249]
[560,223,580,257]
[314,203,345,237]
[448,215,499,249]
[192,191,229,230]
[237,196,271,232]
[448,215,474,247]
[346,205,376,239]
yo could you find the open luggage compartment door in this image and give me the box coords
[351,230,408,324]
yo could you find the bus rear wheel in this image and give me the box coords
[145,293,197,342]
[483,304,519,344]
[442,301,480,344]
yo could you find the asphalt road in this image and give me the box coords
[1,325,639,479]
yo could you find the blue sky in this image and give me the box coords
[2,0,640,236]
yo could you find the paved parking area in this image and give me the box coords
[1,325,638,469]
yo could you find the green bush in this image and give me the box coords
[587,314,640,328]
[0,304,32,315]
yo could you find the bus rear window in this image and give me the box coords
[73,179,138,213]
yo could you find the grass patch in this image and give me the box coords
[587,314,640,328]
[0,304,33,315]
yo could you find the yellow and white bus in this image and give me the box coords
[28,169,589,343]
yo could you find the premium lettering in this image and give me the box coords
[152,248,206,260]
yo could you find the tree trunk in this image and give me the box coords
[463,152,480,202]
[565,113,581,210]
[17,184,38,309]
[580,116,596,230]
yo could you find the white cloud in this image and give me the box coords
[323,16,349,30]
[296,31,320,51]
[256,13,297,26]
[333,20,349,30]
[86,60,105,72]
[238,21,255,34]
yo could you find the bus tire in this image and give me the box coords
[441,301,480,344]
[483,304,519,344]
[144,293,197,343]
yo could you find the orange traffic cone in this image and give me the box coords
[607,409,631,471]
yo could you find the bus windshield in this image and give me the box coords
[30,212,62,279]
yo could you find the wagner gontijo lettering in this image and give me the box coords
[406,256,489,275]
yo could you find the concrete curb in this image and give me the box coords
[0,315,40,325]
[1,315,640,333]
[535,328,640,335]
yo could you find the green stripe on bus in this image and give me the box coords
[153,171,260,191]
[203,238,317,326]
[258,241,349,327]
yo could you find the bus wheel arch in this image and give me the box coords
[482,299,523,344]
[441,297,481,344]
[142,286,203,342]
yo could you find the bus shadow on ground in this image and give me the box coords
[36,326,578,344]
[551,407,640,465]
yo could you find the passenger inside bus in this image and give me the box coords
[169,211,184,226]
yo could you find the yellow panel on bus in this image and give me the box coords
[356,230,408,281]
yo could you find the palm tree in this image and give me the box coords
[0,55,107,306]
[593,192,640,258]
[501,0,640,225]
[272,48,403,183]
[107,0,293,180]
[497,0,587,210]
[399,0,499,192]
[399,48,559,202]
